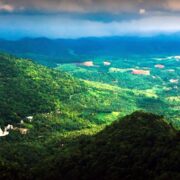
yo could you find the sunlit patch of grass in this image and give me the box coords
[109,67,133,73]
[84,80,158,99]
[166,96,180,102]
[84,79,120,91]
[133,88,158,98]
[94,112,121,124]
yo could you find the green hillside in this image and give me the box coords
[57,56,180,128]
[36,111,180,180]
[0,53,85,126]
[0,53,162,128]
[0,54,179,180]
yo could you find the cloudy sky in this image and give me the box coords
[1,0,180,39]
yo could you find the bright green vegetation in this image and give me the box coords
[0,53,179,179]
[0,53,86,126]
[1,53,172,127]
[57,56,180,128]
[0,53,108,179]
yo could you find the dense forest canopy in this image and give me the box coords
[1,111,179,180]
[0,52,179,179]
[0,53,84,125]
[0,0,180,178]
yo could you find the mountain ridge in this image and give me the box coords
[0,53,85,125]
[35,111,180,180]
[1,36,180,66]
[0,53,179,180]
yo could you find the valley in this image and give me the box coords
[57,55,180,128]
[0,46,179,179]
[1,0,180,178]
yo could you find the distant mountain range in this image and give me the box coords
[1,36,180,66]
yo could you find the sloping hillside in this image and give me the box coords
[38,111,180,180]
[0,53,152,128]
[0,55,179,179]
[0,53,85,125]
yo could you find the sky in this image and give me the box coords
[1,0,180,39]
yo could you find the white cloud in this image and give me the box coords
[0,0,172,14]
[0,3,14,12]
[139,9,146,15]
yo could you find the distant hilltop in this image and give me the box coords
[1,36,180,66]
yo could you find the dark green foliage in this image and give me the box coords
[0,53,179,180]
[37,111,180,180]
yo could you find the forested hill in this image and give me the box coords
[0,53,85,125]
[0,53,178,128]
[0,53,179,179]
[38,111,180,180]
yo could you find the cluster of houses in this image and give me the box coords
[155,64,165,69]
[0,116,33,137]
[0,124,13,137]
[170,79,179,84]
[131,69,150,75]
[80,61,111,67]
